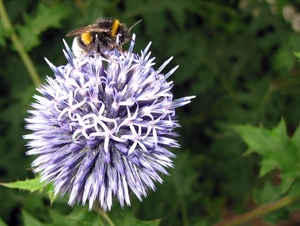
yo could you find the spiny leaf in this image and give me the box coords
[294,51,300,60]
[22,209,44,226]
[234,119,300,193]
[16,3,69,52]
[47,208,160,226]
[108,208,161,226]
[253,180,282,204]
[0,218,8,226]
[45,182,56,204]
[0,177,45,192]
[0,177,57,204]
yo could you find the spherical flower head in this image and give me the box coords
[24,34,195,211]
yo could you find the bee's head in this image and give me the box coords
[112,19,142,46]
[116,24,130,45]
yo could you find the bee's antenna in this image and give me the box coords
[128,19,142,32]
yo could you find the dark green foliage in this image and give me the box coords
[1,0,300,225]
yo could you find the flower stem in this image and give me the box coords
[93,204,115,226]
[0,0,41,87]
[215,195,300,226]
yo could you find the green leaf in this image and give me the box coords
[45,183,56,204]
[50,208,109,226]
[287,179,300,197]
[16,3,69,51]
[22,209,44,226]
[47,207,160,226]
[234,119,300,193]
[259,159,277,177]
[0,218,8,226]
[291,122,300,156]
[294,51,300,60]
[0,177,57,204]
[0,177,45,192]
[109,208,161,226]
[253,180,282,204]
[48,209,87,226]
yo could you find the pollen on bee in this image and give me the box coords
[111,19,120,37]
[81,32,93,45]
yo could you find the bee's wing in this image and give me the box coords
[66,25,110,37]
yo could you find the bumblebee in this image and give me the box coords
[66,17,141,58]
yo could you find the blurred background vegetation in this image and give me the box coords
[1,0,300,225]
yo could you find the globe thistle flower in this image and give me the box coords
[24,34,195,211]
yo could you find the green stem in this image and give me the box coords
[215,195,300,226]
[93,203,115,226]
[0,0,41,87]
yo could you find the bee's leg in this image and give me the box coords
[94,41,116,63]
[99,52,118,64]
